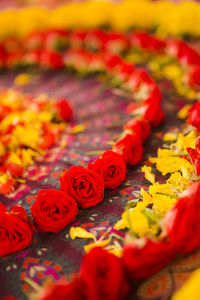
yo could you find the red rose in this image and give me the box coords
[141,101,165,126]
[187,147,200,176]
[124,118,151,142]
[164,182,200,255]
[60,166,104,208]
[80,247,130,300]
[31,189,77,233]
[0,204,34,257]
[40,50,64,69]
[125,68,153,92]
[36,278,84,300]
[55,99,73,122]
[23,50,41,65]
[26,31,45,51]
[187,101,200,131]
[88,151,126,189]
[186,66,200,90]
[44,29,68,51]
[114,133,143,166]
[122,238,175,280]
[131,32,166,54]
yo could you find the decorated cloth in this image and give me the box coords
[0,70,199,299]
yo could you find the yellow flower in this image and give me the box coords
[148,182,177,217]
[177,104,191,119]
[163,132,177,142]
[7,152,22,166]
[14,73,31,86]
[172,268,200,300]
[84,239,110,253]
[115,201,159,237]
[12,125,39,149]
[167,172,189,191]
[174,131,197,153]
[140,188,153,205]
[0,173,11,184]
[69,227,95,240]
[142,165,155,184]
[149,148,193,176]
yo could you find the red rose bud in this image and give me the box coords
[122,238,176,280]
[4,37,21,53]
[44,29,68,51]
[187,101,200,132]
[164,182,200,255]
[80,247,130,300]
[25,31,46,51]
[186,66,200,90]
[55,98,73,122]
[60,166,104,209]
[105,53,123,72]
[40,50,64,69]
[131,32,166,54]
[141,101,165,126]
[36,278,84,300]
[166,39,200,66]
[31,189,77,233]
[143,84,162,103]
[69,30,87,49]
[0,205,34,257]
[124,118,151,142]
[104,32,130,53]
[23,50,41,65]
[6,51,23,68]
[116,62,135,81]
[114,133,143,166]
[85,29,108,51]
[88,151,126,189]
[125,68,153,92]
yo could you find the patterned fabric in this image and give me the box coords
[0,70,198,299]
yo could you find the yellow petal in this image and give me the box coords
[84,239,110,253]
[177,104,191,119]
[14,73,31,86]
[142,165,155,184]
[172,268,200,300]
[69,227,95,240]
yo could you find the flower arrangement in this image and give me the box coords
[1,16,200,300]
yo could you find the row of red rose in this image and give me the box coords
[0,28,200,90]
[2,29,200,299]
[0,39,165,256]
[3,175,200,300]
